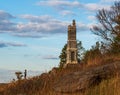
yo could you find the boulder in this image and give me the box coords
[54,61,120,93]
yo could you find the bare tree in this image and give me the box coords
[92,2,120,52]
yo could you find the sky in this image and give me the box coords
[0,0,118,79]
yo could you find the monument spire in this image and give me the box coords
[72,19,76,26]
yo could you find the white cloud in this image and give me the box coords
[36,0,111,12]
[0,10,15,20]
[37,0,81,9]
[17,15,91,37]
[77,23,90,31]
[16,16,68,34]
[0,10,16,32]
[13,32,45,38]
[60,10,75,16]
[88,16,96,21]
[85,3,110,11]
[0,11,92,38]
[0,41,27,48]
[20,15,52,23]
[100,0,119,3]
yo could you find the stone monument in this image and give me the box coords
[66,20,78,65]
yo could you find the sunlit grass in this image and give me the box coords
[86,54,120,66]
[1,54,120,95]
[85,76,120,95]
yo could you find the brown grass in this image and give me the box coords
[86,53,120,67]
[85,76,120,95]
[1,54,120,95]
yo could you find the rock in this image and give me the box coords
[53,61,120,93]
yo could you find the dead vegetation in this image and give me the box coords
[1,58,120,95]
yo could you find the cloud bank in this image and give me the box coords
[0,1,112,38]
[0,10,91,38]
[0,10,16,33]
[37,1,82,9]
[0,41,26,48]
[37,0,111,12]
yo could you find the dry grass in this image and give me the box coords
[0,83,8,94]
[86,54,120,67]
[1,54,120,95]
[85,76,120,95]
[0,65,87,95]
[2,67,120,95]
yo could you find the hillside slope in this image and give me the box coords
[1,61,120,95]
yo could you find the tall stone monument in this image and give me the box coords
[66,20,78,65]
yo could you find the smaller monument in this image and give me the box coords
[66,20,78,65]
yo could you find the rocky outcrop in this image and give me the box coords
[54,61,120,93]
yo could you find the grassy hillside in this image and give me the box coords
[1,74,120,95]
[1,61,120,95]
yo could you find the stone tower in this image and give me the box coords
[66,20,78,65]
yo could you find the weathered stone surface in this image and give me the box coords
[54,61,120,93]
[66,20,78,65]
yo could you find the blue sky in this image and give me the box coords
[0,0,118,73]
